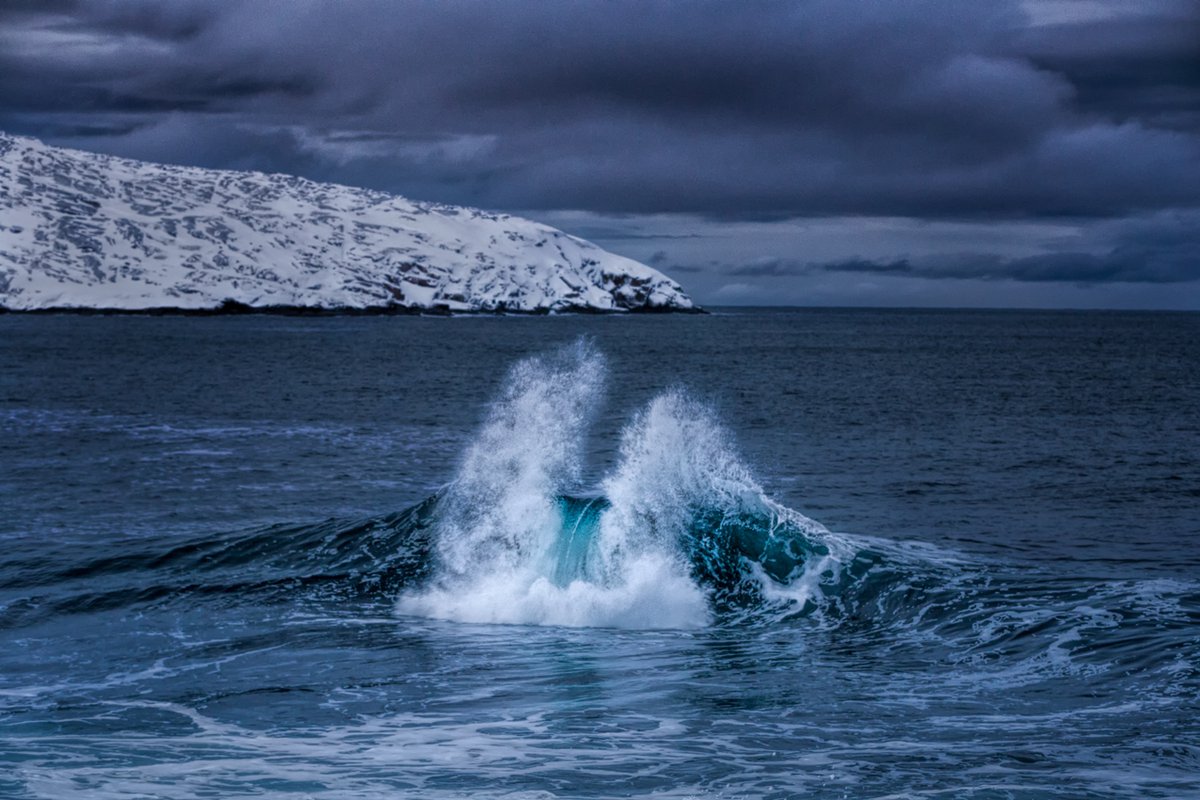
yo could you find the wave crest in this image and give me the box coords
[396,340,842,629]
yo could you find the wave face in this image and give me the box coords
[395,340,838,629]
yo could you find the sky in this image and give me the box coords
[1,0,1197,308]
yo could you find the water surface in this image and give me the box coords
[1,309,1197,798]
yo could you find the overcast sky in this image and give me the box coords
[2,0,1197,307]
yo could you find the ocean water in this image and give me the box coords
[1,309,1198,799]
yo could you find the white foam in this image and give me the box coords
[596,390,801,577]
[397,551,707,629]
[396,343,829,629]
[426,339,604,577]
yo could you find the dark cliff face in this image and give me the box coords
[0,133,696,313]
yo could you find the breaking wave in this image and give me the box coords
[395,339,857,628]
[5,339,1195,684]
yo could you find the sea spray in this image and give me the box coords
[396,341,846,629]
[597,389,792,580]
[595,390,843,619]
[394,340,606,623]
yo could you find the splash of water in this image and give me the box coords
[396,340,842,629]
[423,338,604,581]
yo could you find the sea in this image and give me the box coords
[1,308,1197,799]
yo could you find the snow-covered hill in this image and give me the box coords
[0,134,695,313]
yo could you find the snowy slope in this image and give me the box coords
[0,133,695,313]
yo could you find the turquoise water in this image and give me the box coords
[1,310,1198,798]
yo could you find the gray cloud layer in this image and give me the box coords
[715,210,1200,284]
[2,0,1198,304]
[2,0,1198,221]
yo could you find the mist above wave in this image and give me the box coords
[395,339,837,629]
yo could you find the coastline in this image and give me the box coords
[0,300,707,316]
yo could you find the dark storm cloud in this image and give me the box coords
[563,227,705,242]
[2,0,1199,221]
[822,250,1200,284]
[811,212,1200,284]
[724,259,814,278]
[1017,1,1200,131]
[674,210,1200,286]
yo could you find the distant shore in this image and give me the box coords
[0,300,706,316]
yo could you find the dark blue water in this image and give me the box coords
[1,310,1198,798]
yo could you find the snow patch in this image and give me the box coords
[0,133,695,313]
